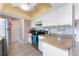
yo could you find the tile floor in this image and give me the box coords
[8,39,79,56]
[8,40,42,56]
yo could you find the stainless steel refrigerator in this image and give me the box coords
[0,18,9,55]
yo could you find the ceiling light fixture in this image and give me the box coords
[11,3,20,7]
[11,3,37,11]
[20,3,37,11]
[20,4,30,11]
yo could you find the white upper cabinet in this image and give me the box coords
[56,4,72,25]
[31,4,73,28]
[42,10,57,26]
[31,10,57,27]
[43,4,72,26]
[75,4,79,20]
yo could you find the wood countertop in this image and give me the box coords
[39,34,73,50]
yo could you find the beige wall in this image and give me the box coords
[11,19,27,43]
[0,4,5,9]
[24,20,31,43]
[11,19,21,41]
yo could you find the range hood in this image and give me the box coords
[35,21,42,26]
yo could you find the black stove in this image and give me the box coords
[29,29,48,50]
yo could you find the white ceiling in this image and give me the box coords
[32,3,68,19]
[0,3,68,20]
[11,3,67,12]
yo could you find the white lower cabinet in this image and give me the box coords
[42,42,68,56]
[39,40,43,52]
[28,35,32,44]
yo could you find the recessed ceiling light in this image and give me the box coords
[11,3,37,11]
[20,4,31,11]
[11,3,20,7]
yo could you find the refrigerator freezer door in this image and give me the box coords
[0,18,9,55]
[0,18,6,37]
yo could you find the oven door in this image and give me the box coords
[32,34,38,49]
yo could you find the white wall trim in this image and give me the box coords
[0,10,26,19]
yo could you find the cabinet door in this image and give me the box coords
[75,4,79,19]
[43,42,68,56]
[39,40,43,52]
[56,4,72,25]
[42,10,57,26]
[56,9,61,25]
[28,36,32,44]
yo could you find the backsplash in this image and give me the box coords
[49,25,73,34]
[33,25,73,34]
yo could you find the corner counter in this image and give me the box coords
[39,34,73,56]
